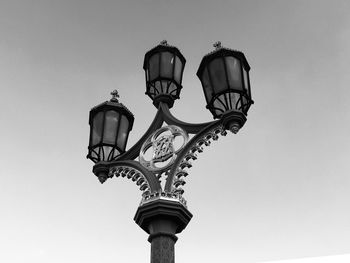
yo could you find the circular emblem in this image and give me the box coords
[139,125,189,172]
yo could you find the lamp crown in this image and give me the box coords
[110,89,120,102]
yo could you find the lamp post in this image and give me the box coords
[87,40,253,263]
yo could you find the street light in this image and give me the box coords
[87,41,253,263]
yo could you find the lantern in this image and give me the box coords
[87,90,134,163]
[197,42,253,119]
[143,40,186,108]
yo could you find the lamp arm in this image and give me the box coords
[116,108,164,161]
[108,160,162,193]
[159,102,216,134]
[164,119,226,192]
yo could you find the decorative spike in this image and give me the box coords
[126,171,134,179]
[174,188,184,195]
[179,160,192,169]
[137,178,145,186]
[221,130,228,136]
[174,179,186,187]
[212,134,219,140]
[142,190,151,197]
[185,152,197,161]
[132,173,140,181]
[140,183,148,191]
[192,145,203,153]
[177,170,189,178]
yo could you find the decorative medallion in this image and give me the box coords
[139,125,189,172]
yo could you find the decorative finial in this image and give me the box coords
[110,90,120,102]
[213,41,222,50]
[160,40,168,46]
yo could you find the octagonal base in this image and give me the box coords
[134,198,192,235]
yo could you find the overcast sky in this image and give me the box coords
[1,1,350,262]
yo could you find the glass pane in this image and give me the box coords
[242,67,251,97]
[103,110,119,145]
[225,57,242,91]
[160,52,174,78]
[168,83,177,96]
[174,56,183,83]
[102,146,113,161]
[113,149,120,159]
[117,115,129,151]
[228,92,242,111]
[213,95,227,116]
[209,58,227,94]
[149,86,155,97]
[161,80,168,94]
[92,111,104,145]
[241,95,248,112]
[201,67,212,103]
[149,53,159,81]
[155,80,161,96]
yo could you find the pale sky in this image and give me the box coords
[1,1,350,262]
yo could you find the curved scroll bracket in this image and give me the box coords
[93,160,162,194]
[164,120,227,193]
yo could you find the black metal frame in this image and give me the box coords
[92,101,246,199]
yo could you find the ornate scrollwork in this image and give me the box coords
[109,166,152,195]
[166,124,227,195]
[140,190,188,208]
[139,125,189,173]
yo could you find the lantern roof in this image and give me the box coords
[197,42,250,78]
[143,40,186,70]
[89,90,134,128]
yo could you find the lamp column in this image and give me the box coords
[134,199,192,263]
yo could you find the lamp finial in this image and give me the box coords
[110,90,120,102]
[213,41,222,50]
[160,40,168,46]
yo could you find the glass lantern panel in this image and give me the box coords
[241,95,248,113]
[213,95,227,116]
[168,83,177,96]
[117,115,129,151]
[149,85,156,98]
[161,80,168,94]
[102,146,113,161]
[174,56,183,83]
[160,52,174,79]
[201,67,212,103]
[145,69,149,82]
[149,53,160,81]
[113,149,121,159]
[209,58,227,94]
[90,148,98,161]
[92,111,104,145]
[155,81,162,96]
[225,56,242,91]
[242,67,249,95]
[103,110,119,145]
[228,92,242,111]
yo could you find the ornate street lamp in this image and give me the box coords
[87,41,253,263]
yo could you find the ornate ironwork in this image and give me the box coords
[93,101,245,207]
[109,165,152,194]
[139,125,189,173]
